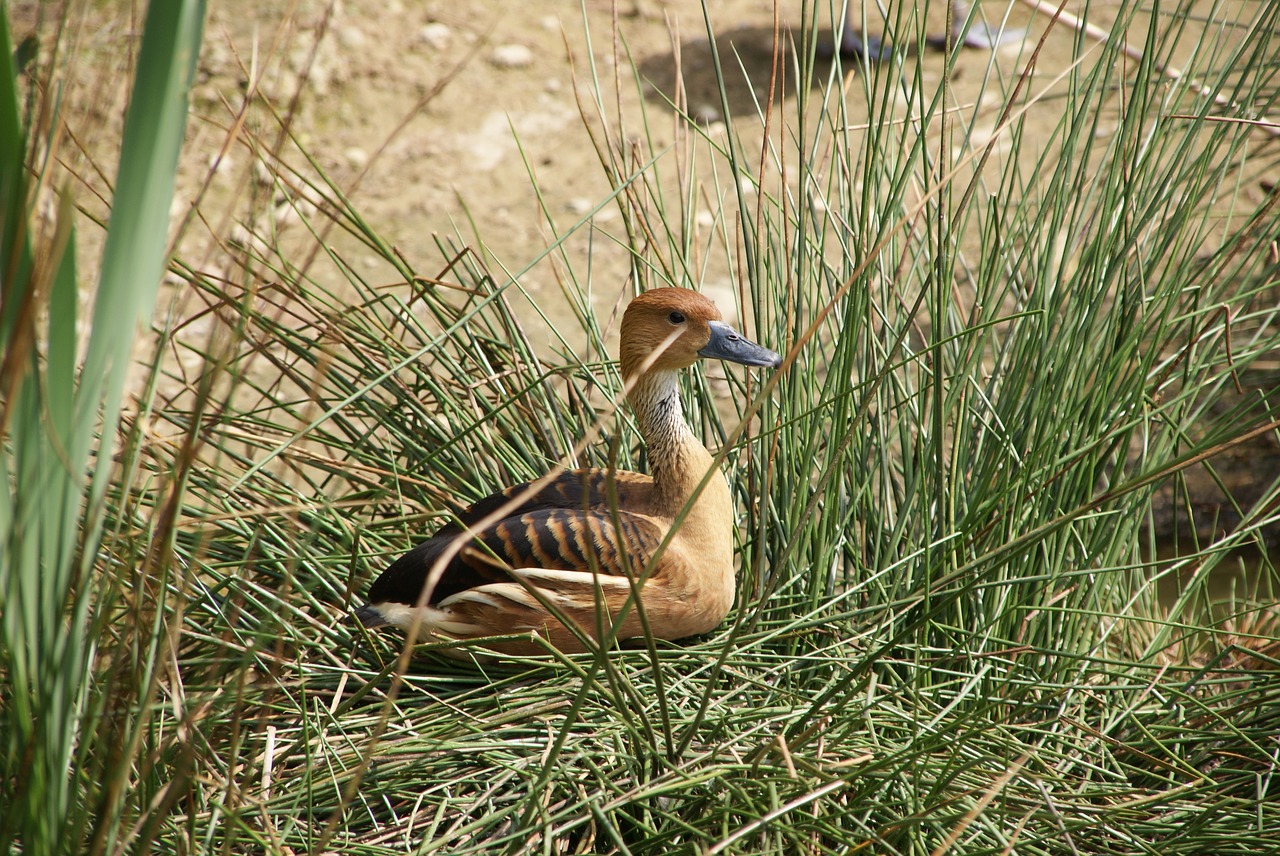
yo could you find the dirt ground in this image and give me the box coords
[24,0,1057,338]
[14,0,1280,554]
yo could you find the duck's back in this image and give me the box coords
[366,468,667,609]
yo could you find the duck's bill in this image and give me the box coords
[698,321,783,368]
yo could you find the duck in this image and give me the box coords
[355,287,782,656]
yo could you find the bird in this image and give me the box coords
[355,287,782,656]
[839,0,1023,60]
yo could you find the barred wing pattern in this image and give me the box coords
[368,470,664,609]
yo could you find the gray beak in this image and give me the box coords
[698,320,782,368]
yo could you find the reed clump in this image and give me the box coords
[3,1,1279,853]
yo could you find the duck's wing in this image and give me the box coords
[364,469,662,610]
[446,467,648,530]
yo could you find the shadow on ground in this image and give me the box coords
[635,24,845,120]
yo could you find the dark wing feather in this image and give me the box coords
[368,469,660,607]
[445,468,648,529]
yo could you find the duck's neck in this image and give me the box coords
[627,369,713,507]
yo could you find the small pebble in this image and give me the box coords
[490,43,534,69]
[692,103,721,124]
[208,152,234,176]
[338,26,366,50]
[419,22,451,51]
[344,147,369,169]
[566,198,592,216]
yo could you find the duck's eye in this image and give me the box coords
[668,311,685,324]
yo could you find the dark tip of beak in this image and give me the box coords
[698,320,782,368]
[354,604,389,629]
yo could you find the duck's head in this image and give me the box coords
[619,288,782,379]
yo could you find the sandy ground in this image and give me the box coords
[25,0,1060,340]
[12,0,1280,555]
